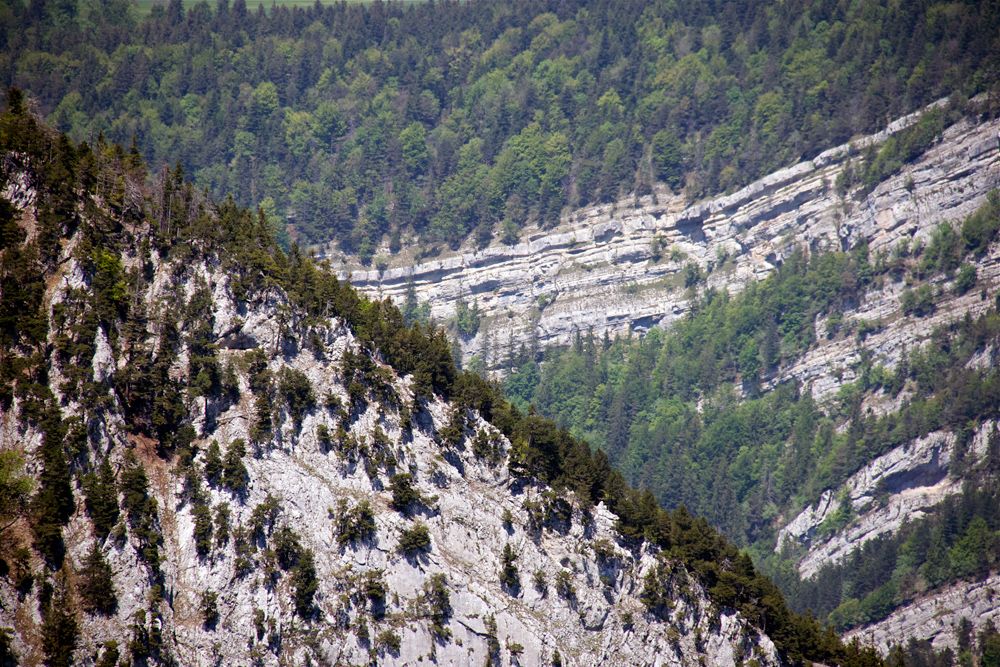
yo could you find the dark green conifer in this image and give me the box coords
[202,440,223,484]
[84,457,119,540]
[292,549,317,618]
[32,414,74,563]
[0,628,17,667]
[79,542,116,615]
[221,439,248,494]
[40,574,78,667]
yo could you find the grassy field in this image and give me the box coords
[134,0,426,15]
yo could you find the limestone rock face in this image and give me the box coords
[777,421,995,579]
[845,573,1000,656]
[335,102,1000,659]
[0,240,783,667]
[341,107,1000,376]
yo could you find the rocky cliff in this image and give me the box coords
[339,103,1000,373]
[0,161,788,666]
[334,101,1000,659]
[845,571,1000,656]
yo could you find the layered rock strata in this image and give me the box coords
[340,106,1000,374]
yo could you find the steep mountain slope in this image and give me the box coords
[336,97,1000,662]
[0,96,886,667]
[344,100,1000,370]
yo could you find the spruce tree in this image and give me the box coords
[84,457,119,540]
[119,450,149,523]
[202,440,223,484]
[94,641,119,667]
[32,413,74,563]
[79,542,116,615]
[292,550,318,618]
[221,439,248,494]
[40,574,78,667]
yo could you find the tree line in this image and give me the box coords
[3,0,999,257]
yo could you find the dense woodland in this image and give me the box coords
[0,92,897,666]
[503,192,1000,633]
[2,0,999,257]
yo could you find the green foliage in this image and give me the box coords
[249,494,281,540]
[554,570,575,599]
[397,524,431,555]
[377,630,401,654]
[79,542,117,615]
[473,429,504,465]
[9,0,993,252]
[186,285,221,400]
[0,103,900,667]
[192,502,214,557]
[901,285,935,317]
[94,641,118,667]
[0,628,15,667]
[388,473,420,511]
[202,441,223,484]
[272,524,302,570]
[920,222,964,277]
[41,575,78,667]
[363,570,386,612]
[484,614,500,666]
[221,439,248,495]
[334,499,376,547]
[200,591,218,629]
[860,109,945,194]
[651,130,683,191]
[423,573,451,642]
[83,457,119,541]
[961,191,1000,256]
[119,450,162,569]
[532,569,547,595]
[292,549,318,618]
[955,264,977,295]
[787,453,1000,632]
[0,450,32,531]
[454,297,481,338]
[31,408,74,563]
[499,543,519,589]
[214,503,230,548]
[278,367,315,429]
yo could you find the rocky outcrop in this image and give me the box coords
[846,573,1000,655]
[338,105,1000,372]
[0,228,783,667]
[777,421,995,578]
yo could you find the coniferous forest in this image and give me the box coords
[2,0,999,257]
[0,90,895,667]
[3,0,1000,664]
[503,192,1000,639]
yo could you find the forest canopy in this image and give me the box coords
[3,0,998,257]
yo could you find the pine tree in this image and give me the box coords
[221,439,248,494]
[94,641,119,667]
[79,542,117,615]
[85,457,119,540]
[41,573,78,667]
[499,543,519,589]
[202,440,223,484]
[0,628,17,667]
[119,450,149,523]
[32,413,74,563]
[292,550,318,618]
